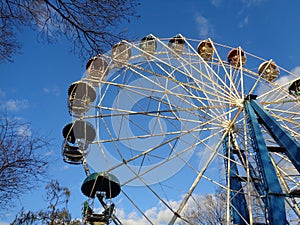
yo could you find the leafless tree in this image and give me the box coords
[180,190,226,225]
[0,0,140,63]
[11,180,82,225]
[0,114,49,211]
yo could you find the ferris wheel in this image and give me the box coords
[62,34,300,225]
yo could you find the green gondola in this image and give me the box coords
[81,172,121,199]
[289,79,300,96]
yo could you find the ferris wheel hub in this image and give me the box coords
[232,98,244,108]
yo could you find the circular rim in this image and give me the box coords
[65,35,300,224]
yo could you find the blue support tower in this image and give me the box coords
[244,98,287,225]
[223,135,249,225]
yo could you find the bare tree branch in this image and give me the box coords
[0,0,140,63]
[0,113,50,211]
[180,190,226,225]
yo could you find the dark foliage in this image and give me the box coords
[11,180,81,225]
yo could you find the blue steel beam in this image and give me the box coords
[223,135,249,225]
[250,99,300,173]
[234,149,266,200]
[244,100,286,225]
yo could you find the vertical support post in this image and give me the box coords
[244,99,286,225]
[223,135,249,224]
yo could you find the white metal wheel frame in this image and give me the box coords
[74,36,300,225]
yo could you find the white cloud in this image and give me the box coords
[45,150,56,156]
[237,0,268,28]
[115,195,217,225]
[241,0,267,7]
[61,165,70,171]
[274,75,294,86]
[195,15,215,38]
[90,192,221,224]
[0,89,6,98]
[116,200,179,225]
[17,124,32,137]
[0,211,13,224]
[43,86,60,96]
[0,89,29,112]
[238,16,249,28]
[0,99,29,112]
[291,66,300,75]
[210,0,222,7]
[273,66,300,86]
[212,0,267,8]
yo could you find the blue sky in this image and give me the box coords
[1,0,300,224]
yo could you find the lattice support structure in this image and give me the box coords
[223,134,249,225]
[244,98,287,225]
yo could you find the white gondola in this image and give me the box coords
[139,35,157,59]
[68,81,96,116]
[197,39,214,61]
[258,60,280,82]
[112,41,131,67]
[86,56,109,85]
[227,48,246,67]
[168,34,185,57]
